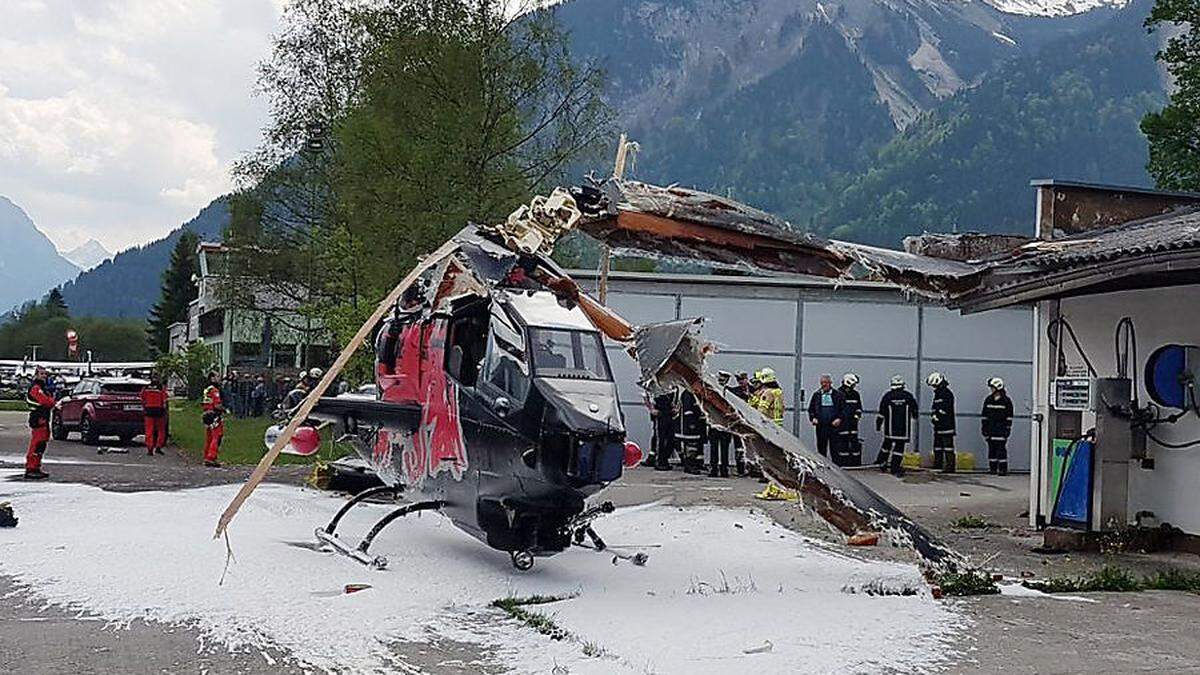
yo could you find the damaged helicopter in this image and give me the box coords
[215,180,970,572]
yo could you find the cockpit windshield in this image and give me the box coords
[529,328,612,381]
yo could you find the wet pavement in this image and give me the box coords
[3,411,1200,673]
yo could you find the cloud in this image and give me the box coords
[0,0,281,252]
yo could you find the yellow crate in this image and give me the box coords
[955,451,975,471]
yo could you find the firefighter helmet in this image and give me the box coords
[758,367,778,384]
[890,375,905,389]
[988,376,1005,390]
[842,373,859,388]
[926,372,945,387]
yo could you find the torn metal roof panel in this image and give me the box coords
[1010,207,1200,267]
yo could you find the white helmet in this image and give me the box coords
[926,372,944,387]
[988,376,1004,390]
[890,375,905,389]
[842,373,859,388]
[758,367,778,384]
[308,367,324,380]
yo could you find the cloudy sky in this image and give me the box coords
[0,0,283,253]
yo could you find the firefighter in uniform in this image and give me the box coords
[926,372,957,473]
[201,372,225,468]
[24,367,55,480]
[752,368,785,426]
[140,374,169,456]
[875,375,918,476]
[806,373,845,459]
[709,372,738,477]
[837,373,863,467]
[677,389,707,474]
[651,389,677,471]
[982,377,1014,475]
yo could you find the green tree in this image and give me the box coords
[155,341,218,400]
[147,232,200,356]
[225,0,610,368]
[44,288,68,317]
[1142,0,1200,190]
[0,302,148,361]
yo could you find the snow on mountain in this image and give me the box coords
[60,238,112,271]
[983,0,1130,17]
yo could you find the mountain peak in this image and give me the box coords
[983,0,1130,17]
[0,195,82,312]
[61,239,112,271]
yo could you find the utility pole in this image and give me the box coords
[599,133,638,305]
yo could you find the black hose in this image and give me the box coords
[1144,428,1200,449]
[1048,316,1097,377]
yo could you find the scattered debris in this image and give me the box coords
[0,501,16,528]
[96,446,129,455]
[753,484,799,502]
[847,532,880,547]
[343,584,372,594]
[951,515,992,529]
[743,640,774,655]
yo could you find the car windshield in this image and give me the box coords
[528,328,611,381]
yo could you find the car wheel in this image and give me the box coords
[51,413,67,441]
[80,413,99,445]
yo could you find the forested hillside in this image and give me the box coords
[815,0,1164,243]
[58,198,229,319]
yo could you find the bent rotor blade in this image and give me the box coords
[640,319,962,569]
[213,239,461,539]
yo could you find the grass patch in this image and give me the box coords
[1143,569,1200,593]
[935,570,1000,597]
[167,400,350,466]
[491,594,578,641]
[1025,565,1200,594]
[0,399,27,412]
[951,514,992,529]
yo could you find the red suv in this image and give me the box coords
[52,377,148,444]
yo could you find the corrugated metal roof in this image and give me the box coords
[1008,207,1200,268]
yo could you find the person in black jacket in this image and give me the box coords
[926,372,957,473]
[837,373,863,467]
[677,389,707,474]
[875,375,918,476]
[807,373,846,460]
[981,377,1014,475]
[651,390,678,471]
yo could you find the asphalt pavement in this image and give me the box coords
[3,410,1200,674]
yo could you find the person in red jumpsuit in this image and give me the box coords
[201,371,224,468]
[140,375,169,456]
[25,367,55,480]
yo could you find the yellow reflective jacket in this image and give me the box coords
[753,386,785,426]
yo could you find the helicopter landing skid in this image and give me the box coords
[568,501,649,566]
[314,496,444,571]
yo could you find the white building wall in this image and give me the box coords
[576,271,1034,470]
[1046,284,1200,534]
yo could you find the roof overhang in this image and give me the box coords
[955,248,1200,313]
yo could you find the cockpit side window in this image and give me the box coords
[483,323,530,402]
